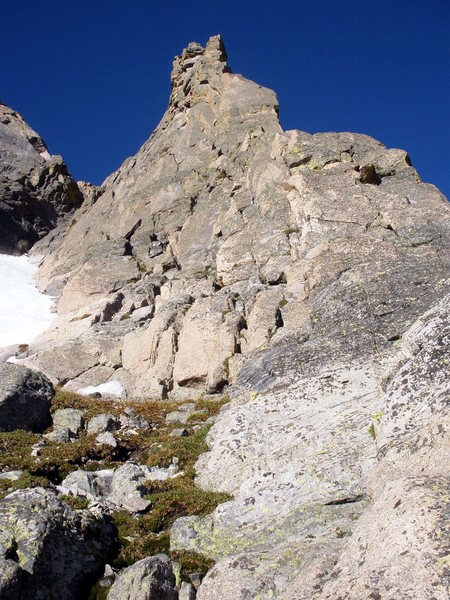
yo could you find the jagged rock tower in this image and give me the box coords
[9,35,450,598]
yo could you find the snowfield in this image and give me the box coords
[77,380,126,398]
[0,254,56,349]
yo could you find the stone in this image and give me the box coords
[166,403,207,425]
[87,413,120,435]
[173,295,450,598]
[0,363,53,432]
[120,411,150,434]
[0,470,23,481]
[0,487,114,599]
[107,554,178,600]
[59,469,102,502]
[179,581,196,600]
[169,428,189,438]
[44,427,73,443]
[189,573,204,590]
[147,459,180,482]
[51,408,84,435]
[30,439,48,457]
[108,462,152,513]
[59,461,159,513]
[96,431,117,447]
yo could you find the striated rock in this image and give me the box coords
[0,101,83,254]
[0,487,115,599]
[107,554,178,600]
[0,363,53,432]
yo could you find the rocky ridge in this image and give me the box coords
[0,101,84,254]
[0,35,449,599]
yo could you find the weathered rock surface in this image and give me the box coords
[180,294,450,599]
[107,554,178,600]
[0,487,115,599]
[4,35,449,599]
[0,363,53,432]
[0,101,84,254]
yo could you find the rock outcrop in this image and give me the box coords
[0,487,115,599]
[0,363,53,432]
[5,35,449,599]
[107,555,178,600]
[0,101,84,254]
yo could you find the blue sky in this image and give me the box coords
[1,1,449,198]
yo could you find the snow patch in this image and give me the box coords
[77,380,125,398]
[0,254,56,349]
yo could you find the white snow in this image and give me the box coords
[0,253,56,349]
[77,380,125,398]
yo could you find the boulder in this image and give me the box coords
[58,461,180,513]
[107,555,178,600]
[0,363,53,432]
[87,413,120,435]
[51,408,84,436]
[0,487,115,599]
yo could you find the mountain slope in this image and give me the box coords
[11,35,450,598]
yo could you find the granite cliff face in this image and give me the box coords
[3,35,450,599]
[0,102,83,254]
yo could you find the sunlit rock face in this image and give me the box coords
[9,35,450,598]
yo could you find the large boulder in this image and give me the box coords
[0,363,53,432]
[107,555,178,600]
[0,487,115,600]
[0,101,84,254]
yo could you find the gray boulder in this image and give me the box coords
[0,487,115,599]
[107,462,152,513]
[0,363,53,432]
[58,461,174,513]
[51,408,84,435]
[87,413,120,435]
[107,555,178,600]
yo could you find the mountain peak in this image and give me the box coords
[169,34,230,113]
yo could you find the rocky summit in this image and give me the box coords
[0,35,449,599]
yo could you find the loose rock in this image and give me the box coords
[107,554,178,600]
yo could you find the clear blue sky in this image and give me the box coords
[1,1,449,198]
